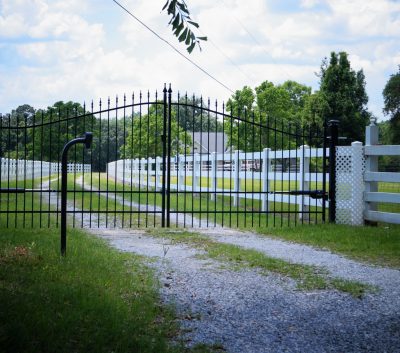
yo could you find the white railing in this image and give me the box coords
[0,158,91,181]
[363,123,400,224]
[335,122,400,225]
[107,146,329,219]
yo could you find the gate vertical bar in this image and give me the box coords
[328,120,339,223]
[322,121,327,222]
[166,85,172,227]
[161,85,167,227]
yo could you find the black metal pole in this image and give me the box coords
[161,85,167,227]
[166,85,172,227]
[322,120,327,223]
[328,120,339,223]
[60,132,92,256]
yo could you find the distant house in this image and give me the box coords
[191,132,229,154]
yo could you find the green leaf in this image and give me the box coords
[174,22,184,36]
[197,36,207,41]
[177,2,189,14]
[172,13,180,30]
[187,20,199,28]
[187,41,196,54]
[167,0,176,15]
[185,33,192,45]
[178,28,188,42]
[162,0,170,11]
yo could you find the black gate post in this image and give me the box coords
[328,120,339,223]
[161,85,167,227]
[166,85,172,227]
[60,132,92,256]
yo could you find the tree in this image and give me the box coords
[162,0,207,53]
[0,104,35,158]
[225,81,313,151]
[318,52,370,142]
[25,101,95,163]
[174,95,223,132]
[383,66,400,144]
[121,103,192,159]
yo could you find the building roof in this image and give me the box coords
[191,132,229,154]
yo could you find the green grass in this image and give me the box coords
[83,174,400,269]
[0,178,224,353]
[0,226,183,353]
[378,182,400,213]
[170,175,306,192]
[257,223,400,268]
[148,229,374,298]
[87,173,326,227]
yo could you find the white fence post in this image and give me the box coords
[365,120,379,217]
[335,142,365,225]
[210,152,217,201]
[261,148,271,212]
[193,153,199,192]
[140,158,146,187]
[351,141,365,225]
[233,150,240,207]
[155,157,161,191]
[299,145,310,220]
[178,155,184,191]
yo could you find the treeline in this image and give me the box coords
[1,52,399,171]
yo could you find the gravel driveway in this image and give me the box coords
[90,227,400,353]
[45,179,400,352]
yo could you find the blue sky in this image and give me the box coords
[0,0,399,121]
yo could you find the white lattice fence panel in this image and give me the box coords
[335,142,365,225]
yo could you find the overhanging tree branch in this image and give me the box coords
[162,0,207,53]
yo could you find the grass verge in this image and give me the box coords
[81,174,400,268]
[147,229,375,298]
[0,225,222,353]
[256,223,400,269]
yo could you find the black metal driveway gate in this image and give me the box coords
[0,85,331,229]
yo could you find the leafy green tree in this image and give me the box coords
[174,96,223,132]
[225,81,312,151]
[122,103,192,159]
[26,101,95,163]
[0,104,35,158]
[318,52,370,141]
[383,66,400,144]
[162,0,207,53]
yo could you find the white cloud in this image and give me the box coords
[300,0,322,8]
[0,0,399,123]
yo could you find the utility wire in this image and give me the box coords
[217,0,293,80]
[112,0,234,94]
[199,28,257,83]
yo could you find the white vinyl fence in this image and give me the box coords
[108,145,329,220]
[335,122,400,225]
[0,158,91,181]
[363,123,400,224]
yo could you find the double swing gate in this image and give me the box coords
[0,85,333,229]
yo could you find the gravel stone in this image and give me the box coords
[44,179,400,352]
[91,227,400,353]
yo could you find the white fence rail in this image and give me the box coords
[363,123,400,225]
[107,146,329,219]
[0,158,91,181]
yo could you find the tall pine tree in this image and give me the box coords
[319,52,370,142]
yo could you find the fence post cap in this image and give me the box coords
[351,141,363,146]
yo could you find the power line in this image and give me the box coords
[112,0,234,94]
[199,28,257,83]
[217,0,293,81]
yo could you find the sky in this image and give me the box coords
[0,0,399,121]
